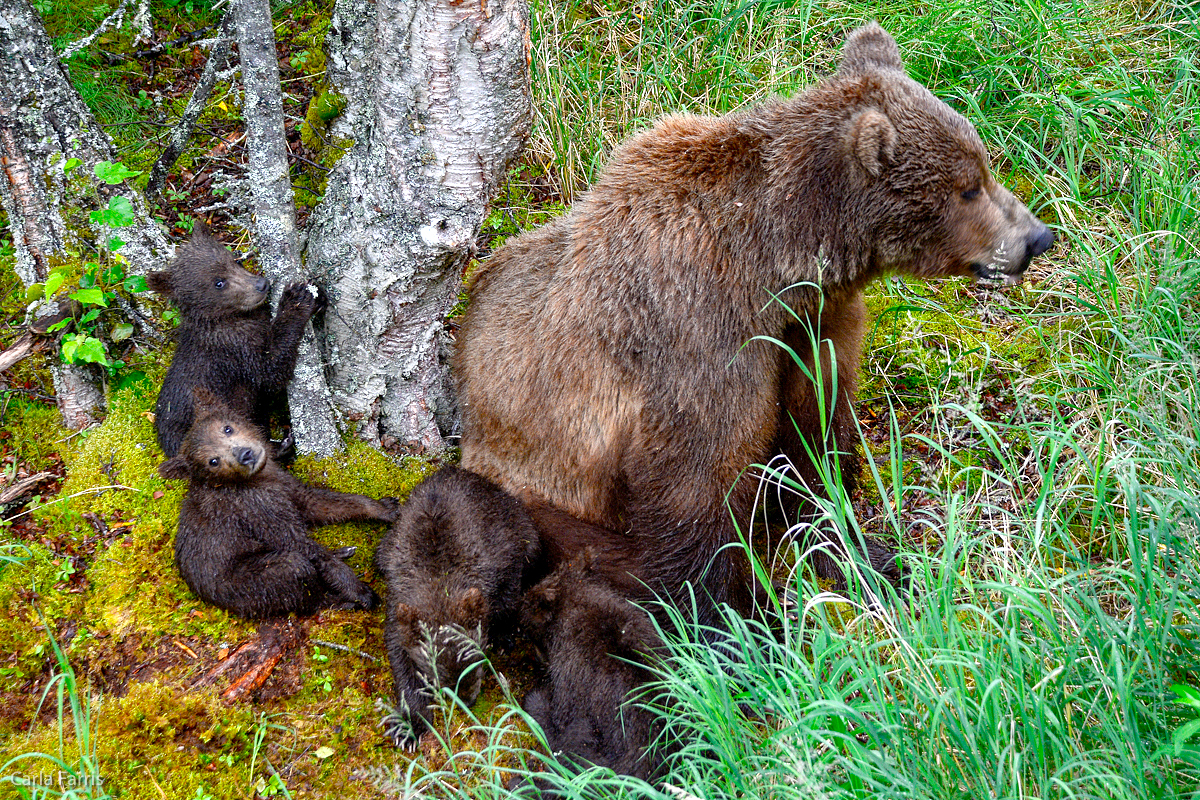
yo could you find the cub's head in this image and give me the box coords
[147,223,271,316]
[392,588,488,707]
[834,23,1054,284]
[158,389,268,485]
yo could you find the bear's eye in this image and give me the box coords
[223,425,234,435]
[208,457,219,467]
[961,187,982,201]
[214,279,225,289]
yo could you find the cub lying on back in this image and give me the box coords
[375,466,541,746]
[159,389,397,618]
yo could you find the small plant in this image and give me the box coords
[28,159,152,387]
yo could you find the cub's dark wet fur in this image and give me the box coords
[160,390,398,618]
[375,467,541,746]
[149,223,324,457]
[519,551,667,784]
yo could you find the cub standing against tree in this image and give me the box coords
[149,223,323,457]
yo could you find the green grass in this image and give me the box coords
[3,0,1200,796]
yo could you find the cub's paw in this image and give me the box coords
[330,545,358,561]
[279,282,325,318]
[376,698,420,749]
[377,496,402,523]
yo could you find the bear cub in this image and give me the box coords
[375,466,541,746]
[149,223,323,458]
[160,389,398,619]
[519,550,667,784]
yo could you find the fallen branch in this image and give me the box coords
[0,332,47,373]
[0,471,54,506]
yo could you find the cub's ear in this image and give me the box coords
[190,219,212,240]
[454,587,488,628]
[146,271,173,295]
[393,603,423,644]
[847,108,896,178]
[158,456,190,481]
[520,579,559,630]
[189,386,224,415]
[838,22,904,75]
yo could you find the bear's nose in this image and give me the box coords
[1028,225,1055,258]
[255,276,270,294]
[234,447,257,467]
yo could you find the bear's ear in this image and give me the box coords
[158,456,190,481]
[838,22,904,75]
[393,603,423,644]
[146,270,173,296]
[189,386,224,415]
[454,587,488,628]
[521,580,559,629]
[848,108,896,178]
[616,612,660,659]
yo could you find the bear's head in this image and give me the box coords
[392,588,487,706]
[147,223,271,316]
[812,23,1054,284]
[158,388,268,484]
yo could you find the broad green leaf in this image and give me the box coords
[124,275,149,293]
[93,160,141,184]
[107,236,126,252]
[44,272,65,299]
[60,336,78,362]
[63,157,83,174]
[46,318,71,334]
[70,287,108,307]
[72,336,109,365]
[110,323,134,341]
[80,309,101,325]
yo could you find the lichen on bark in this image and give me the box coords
[305,0,532,453]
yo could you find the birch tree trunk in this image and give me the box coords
[0,0,171,429]
[234,0,341,455]
[305,0,532,453]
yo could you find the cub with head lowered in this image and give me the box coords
[374,467,541,746]
[159,389,398,619]
[149,223,323,458]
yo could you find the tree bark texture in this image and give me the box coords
[0,0,172,428]
[305,0,532,453]
[234,0,341,455]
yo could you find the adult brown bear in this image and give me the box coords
[456,24,1053,619]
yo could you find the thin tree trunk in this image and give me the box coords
[234,0,342,455]
[305,0,531,453]
[0,0,171,428]
[147,11,234,196]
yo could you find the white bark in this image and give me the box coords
[234,0,341,455]
[306,0,531,453]
[0,0,171,429]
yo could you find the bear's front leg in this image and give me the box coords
[290,483,400,526]
[262,282,325,389]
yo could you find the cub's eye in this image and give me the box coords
[961,187,982,201]
[223,426,234,435]
[208,457,219,467]
[215,279,225,289]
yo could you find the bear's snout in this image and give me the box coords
[254,276,270,294]
[1028,224,1055,260]
[234,446,258,468]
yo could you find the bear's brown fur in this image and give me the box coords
[160,389,398,619]
[519,550,667,784]
[374,466,541,746]
[456,24,1054,619]
[149,223,323,458]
